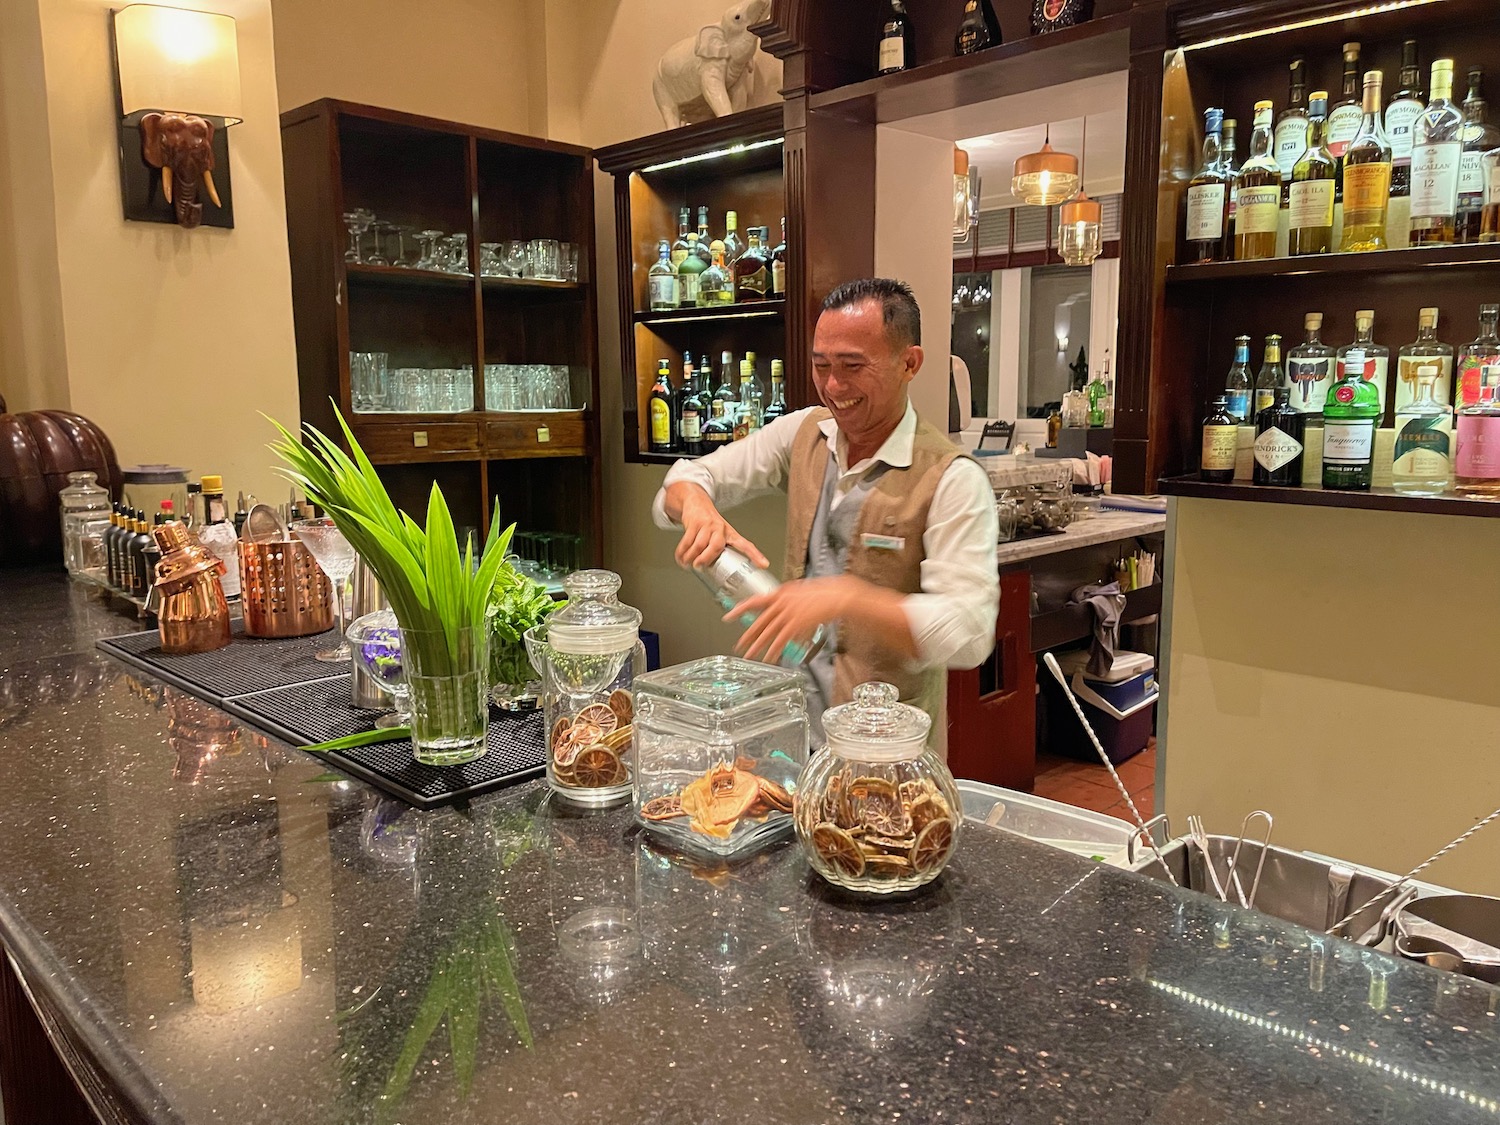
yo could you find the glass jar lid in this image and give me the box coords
[60,471,110,510]
[822,682,931,762]
[633,655,802,709]
[121,464,189,484]
[547,569,640,655]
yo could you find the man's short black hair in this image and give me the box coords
[820,277,922,349]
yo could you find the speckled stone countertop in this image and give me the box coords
[1,568,1497,1124]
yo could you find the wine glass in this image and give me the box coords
[347,609,412,728]
[342,211,370,263]
[415,230,443,271]
[290,517,357,662]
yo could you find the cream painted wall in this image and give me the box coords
[269,0,532,132]
[27,0,300,502]
[1161,498,1500,896]
[875,127,956,428]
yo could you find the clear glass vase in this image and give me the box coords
[400,624,490,766]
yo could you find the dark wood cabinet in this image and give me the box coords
[279,99,603,559]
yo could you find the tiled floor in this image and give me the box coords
[1033,739,1156,822]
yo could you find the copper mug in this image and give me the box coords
[152,521,232,654]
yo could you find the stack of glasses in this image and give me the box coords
[349,353,475,413]
[478,239,580,282]
[510,531,584,582]
[483,364,573,410]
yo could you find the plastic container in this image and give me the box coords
[527,570,644,807]
[632,656,807,860]
[956,780,1138,866]
[794,682,962,894]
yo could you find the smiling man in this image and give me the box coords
[652,277,999,748]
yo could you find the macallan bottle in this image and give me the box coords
[1339,70,1392,252]
[1253,387,1306,486]
[1234,101,1281,261]
[1411,59,1464,246]
[1185,108,1230,262]
[1288,92,1335,255]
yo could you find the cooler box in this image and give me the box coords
[1043,650,1158,764]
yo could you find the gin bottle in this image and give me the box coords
[1322,348,1382,490]
[1392,366,1453,495]
[1396,307,1454,413]
[1456,303,1500,411]
[1253,387,1306,486]
[1337,310,1390,416]
[1286,312,1335,414]
[1455,364,1500,496]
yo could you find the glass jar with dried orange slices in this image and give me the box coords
[794,682,962,894]
[524,570,644,807]
[633,656,808,859]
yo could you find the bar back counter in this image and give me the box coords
[0,567,1496,1124]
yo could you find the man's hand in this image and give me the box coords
[730,576,856,663]
[664,481,769,570]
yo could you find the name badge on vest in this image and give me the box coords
[860,533,905,552]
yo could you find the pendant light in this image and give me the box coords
[1011,123,1079,206]
[952,146,980,244]
[1059,115,1102,266]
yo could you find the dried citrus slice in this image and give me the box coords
[550,718,571,751]
[608,688,634,724]
[756,776,793,813]
[640,794,684,821]
[863,834,917,854]
[864,854,915,879]
[908,793,946,833]
[910,817,954,874]
[575,703,619,734]
[572,744,626,788]
[811,821,866,878]
[601,725,633,753]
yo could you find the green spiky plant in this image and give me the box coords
[268,408,514,745]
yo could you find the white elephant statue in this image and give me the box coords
[653,0,772,129]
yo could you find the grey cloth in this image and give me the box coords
[1070,580,1126,679]
[803,451,891,742]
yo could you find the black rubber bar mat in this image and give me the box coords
[223,678,546,807]
[96,624,344,703]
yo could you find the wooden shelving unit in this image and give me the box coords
[279,99,602,559]
[597,107,790,464]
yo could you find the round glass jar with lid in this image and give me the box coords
[525,570,643,807]
[794,682,962,894]
[58,470,112,578]
[633,655,808,859]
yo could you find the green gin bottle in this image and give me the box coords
[1322,347,1383,489]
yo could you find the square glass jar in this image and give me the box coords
[633,656,809,859]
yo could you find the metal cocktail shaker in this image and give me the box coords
[152,520,232,654]
[348,557,389,708]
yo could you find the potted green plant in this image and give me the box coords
[269,409,511,765]
[487,569,562,710]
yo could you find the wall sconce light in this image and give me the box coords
[112,4,242,229]
[1056,335,1069,353]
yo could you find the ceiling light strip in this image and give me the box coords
[639,137,785,174]
[1182,0,1441,52]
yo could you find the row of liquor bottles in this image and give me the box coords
[1201,348,1500,496]
[1185,45,1500,262]
[648,350,789,456]
[647,207,786,311]
[1216,304,1499,423]
[874,0,1091,76]
[102,506,169,600]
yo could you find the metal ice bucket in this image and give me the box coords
[238,538,334,638]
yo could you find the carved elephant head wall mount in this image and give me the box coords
[140,112,223,229]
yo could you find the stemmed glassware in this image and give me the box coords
[415,230,444,270]
[348,609,413,728]
[343,209,373,263]
[290,517,357,662]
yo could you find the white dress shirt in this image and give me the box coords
[652,404,999,672]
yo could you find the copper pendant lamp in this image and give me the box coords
[1011,122,1079,206]
[1058,115,1102,265]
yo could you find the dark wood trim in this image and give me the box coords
[594,106,785,174]
[1158,476,1500,518]
[278,97,590,157]
[1167,243,1500,284]
[757,0,885,95]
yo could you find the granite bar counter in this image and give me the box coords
[0,568,1497,1125]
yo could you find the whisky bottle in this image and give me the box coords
[1233,101,1280,261]
[676,233,707,306]
[1223,334,1252,422]
[1325,42,1364,196]
[954,0,1001,55]
[669,207,692,270]
[770,217,787,298]
[1339,71,1392,252]
[713,351,738,414]
[1220,118,1240,242]
[677,352,703,455]
[702,397,736,449]
[1457,68,1500,243]
[694,206,713,265]
[649,360,675,454]
[1253,334,1285,417]
[1454,364,1500,496]
[878,0,915,75]
[1483,150,1500,242]
[1411,59,1464,245]
[1274,58,1310,181]
[1337,311,1391,417]
[1200,396,1238,482]
[1287,313,1336,415]
[1288,92,1335,255]
[648,239,679,311]
[1392,366,1453,495]
[732,228,770,302]
[722,210,742,263]
[734,360,763,440]
[1253,387,1306,487]
[1185,108,1230,263]
[1322,348,1381,490]
[1396,307,1454,414]
[697,247,734,307]
[1386,40,1425,198]
[763,359,789,422]
[1456,303,1500,411]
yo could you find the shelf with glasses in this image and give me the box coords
[1166,245,1500,285]
[344,262,473,288]
[1158,476,1500,519]
[633,300,786,326]
[480,276,588,293]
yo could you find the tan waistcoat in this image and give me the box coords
[783,408,968,723]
